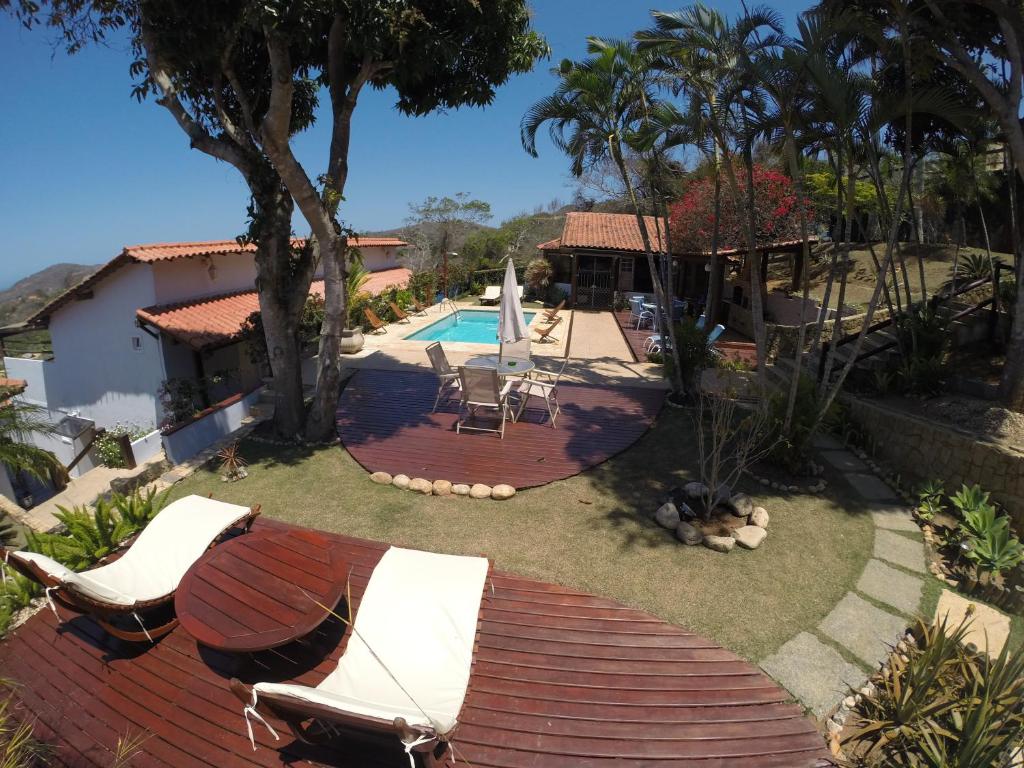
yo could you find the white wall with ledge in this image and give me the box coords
[151,252,257,305]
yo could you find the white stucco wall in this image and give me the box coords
[359,246,399,271]
[3,357,54,406]
[151,252,257,305]
[45,263,164,429]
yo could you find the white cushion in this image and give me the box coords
[8,550,77,582]
[16,495,251,606]
[255,546,488,735]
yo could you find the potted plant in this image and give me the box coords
[340,326,365,354]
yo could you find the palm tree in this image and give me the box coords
[522,39,685,394]
[0,395,67,492]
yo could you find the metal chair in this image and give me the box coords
[456,366,516,438]
[516,359,566,428]
[426,342,460,412]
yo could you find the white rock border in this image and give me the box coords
[367,471,517,500]
[653,491,771,553]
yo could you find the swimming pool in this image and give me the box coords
[407,309,536,344]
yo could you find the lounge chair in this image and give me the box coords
[425,342,461,412]
[1,495,259,642]
[516,358,566,428]
[389,302,412,323]
[479,286,500,305]
[535,316,562,343]
[232,547,490,767]
[516,286,524,300]
[456,366,515,438]
[542,299,565,323]
[363,307,388,334]
[410,298,429,316]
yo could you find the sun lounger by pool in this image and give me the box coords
[479,286,501,305]
[2,495,259,642]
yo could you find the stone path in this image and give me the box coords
[760,437,927,718]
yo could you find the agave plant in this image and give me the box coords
[963,518,1024,578]
[951,484,995,521]
[915,480,945,522]
[217,441,248,481]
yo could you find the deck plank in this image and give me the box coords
[335,368,663,488]
[0,521,830,767]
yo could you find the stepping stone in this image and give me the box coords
[845,472,900,502]
[874,529,926,574]
[934,589,1011,658]
[870,505,919,532]
[760,632,866,717]
[857,559,923,615]
[810,433,845,450]
[819,450,868,472]
[819,593,909,667]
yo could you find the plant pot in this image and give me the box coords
[340,328,365,355]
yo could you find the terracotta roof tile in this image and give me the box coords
[137,267,411,350]
[545,212,669,253]
[29,237,409,325]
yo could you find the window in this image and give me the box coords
[620,257,634,274]
[131,335,143,352]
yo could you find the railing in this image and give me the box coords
[816,273,997,382]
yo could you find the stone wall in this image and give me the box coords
[847,396,1024,530]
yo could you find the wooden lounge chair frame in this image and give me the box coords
[542,299,565,323]
[410,298,429,316]
[535,316,562,343]
[363,307,388,334]
[230,560,493,768]
[388,301,412,323]
[1,504,260,643]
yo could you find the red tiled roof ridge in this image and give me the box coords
[125,235,408,259]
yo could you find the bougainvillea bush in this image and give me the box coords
[668,164,814,254]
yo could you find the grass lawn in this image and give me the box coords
[170,409,874,662]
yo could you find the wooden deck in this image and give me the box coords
[613,311,759,367]
[0,519,831,767]
[335,369,664,488]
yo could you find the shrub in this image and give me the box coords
[950,484,1024,578]
[0,680,48,765]
[766,374,836,473]
[524,258,553,299]
[407,270,437,302]
[843,616,1024,767]
[915,479,945,522]
[671,317,719,392]
[896,355,945,397]
[95,423,149,469]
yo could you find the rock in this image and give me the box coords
[759,477,770,486]
[770,481,780,490]
[432,479,453,496]
[469,483,492,499]
[703,535,735,553]
[727,492,755,517]
[392,474,411,490]
[491,484,516,500]
[654,502,681,530]
[827,719,843,735]
[408,478,433,495]
[675,521,703,545]
[750,506,770,529]
[684,481,708,500]
[452,484,471,496]
[370,471,393,485]
[731,525,768,550]
[677,501,695,520]
[843,695,857,710]
[788,485,800,492]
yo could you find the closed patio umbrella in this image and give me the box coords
[497,258,528,360]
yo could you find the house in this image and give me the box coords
[538,211,818,325]
[538,211,713,310]
[3,237,409,434]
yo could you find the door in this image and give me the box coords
[575,255,615,308]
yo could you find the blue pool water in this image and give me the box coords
[407,310,536,344]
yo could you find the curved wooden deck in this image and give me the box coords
[0,520,831,767]
[336,368,665,488]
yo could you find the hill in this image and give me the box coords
[0,263,99,327]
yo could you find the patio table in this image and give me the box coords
[464,355,536,377]
[175,528,347,652]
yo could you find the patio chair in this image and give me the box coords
[695,314,706,331]
[389,302,412,324]
[635,308,654,330]
[409,298,429,316]
[542,299,565,323]
[535,316,562,344]
[231,546,490,767]
[425,342,460,412]
[479,286,501,305]
[707,323,726,345]
[456,366,515,438]
[1,495,259,642]
[515,358,566,428]
[363,308,388,334]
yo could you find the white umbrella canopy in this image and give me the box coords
[497,258,529,351]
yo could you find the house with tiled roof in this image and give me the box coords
[4,236,409,432]
[538,211,713,310]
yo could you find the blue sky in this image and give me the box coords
[0,0,811,289]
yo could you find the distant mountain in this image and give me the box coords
[0,263,99,326]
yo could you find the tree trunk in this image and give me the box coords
[253,182,316,438]
[734,145,769,399]
[782,135,811,433]
[304,237,347,441]
[705,152,724,325]
[819,151,856,393]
